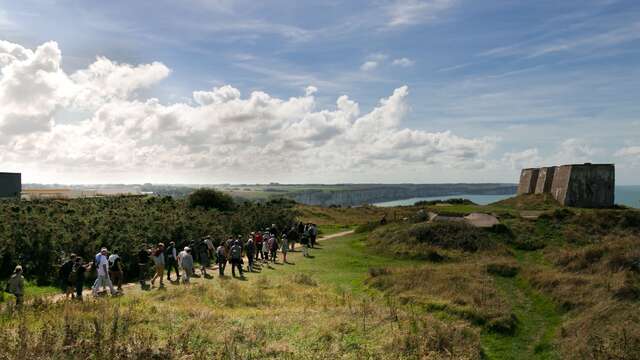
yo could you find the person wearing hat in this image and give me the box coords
[92,248,116,296]
[6,265,25,306]
[179,247,194,284]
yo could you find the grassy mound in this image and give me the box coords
[492,193,560,211]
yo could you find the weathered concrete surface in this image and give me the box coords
[0,172,21,198]
[544,163,614,208]
[464,213,500,228]
[518,168,540,195]
[535,166,556,194]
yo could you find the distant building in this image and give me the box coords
[0,172,21,198]
[518,163,615,208]
[21,187,142,200]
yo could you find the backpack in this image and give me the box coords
[68,265,78,284]
[230,245,241,259]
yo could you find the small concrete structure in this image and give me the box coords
[0,172,21,198]
[464,213,500,228]
[517,168,539,195]
[518,163,614,208]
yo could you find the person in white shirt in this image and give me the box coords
[92,247,116,296]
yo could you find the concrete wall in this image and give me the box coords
[564,164,614,208]
[535,166,556,194]
[518,168,539,195]
[0,172,21,198]
[550,165,573,205]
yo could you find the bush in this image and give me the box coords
[486,262,519,277]
[355,221,380,234]
[409,222,495,252]
[188,188,235,211]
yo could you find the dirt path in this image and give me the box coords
[481,250,562,359]
[47,230,355,303]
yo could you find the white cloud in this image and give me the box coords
[392,57,415,67]
[615,146,640,157]
[0,40,496,182]
[360,61,379,71]
[502,148,542,169]
[386,0,456,27]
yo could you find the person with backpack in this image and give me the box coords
[309,223,318,248]
[60,254,77,299]
[137,246,151,290]
[281,234,289,264]
[165,241,180,282]
[92,248,116,296]
[6,265,25,306]
[108,250,124,293]
[245,237,256,272]
[269,236,278,263]
[287,226,299,252]
[179,247,194,284]
[150,243,165,288]
[198,238,211,278]
[230,240,244,277]
[71,257,90,300]
[300,228,310,257]
[216,243,227,276]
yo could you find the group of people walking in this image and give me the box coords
[1,222,320,305]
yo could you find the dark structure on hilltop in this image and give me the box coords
[0,172,21,199]
[518,164,614,208]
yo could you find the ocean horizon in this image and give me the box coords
[374,185,640,208]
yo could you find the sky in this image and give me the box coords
[0,0,639,185]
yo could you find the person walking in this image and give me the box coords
[230,240,244,277]
[150,243,166,288]
[137,245,150,290]
[287,226,299,252]
[165,241,180,282]
[254,232,263,260]
[108,250,124,293]
[309,223,318,248]
[92,248,116,296]
[262,234,270,263]
[300,228,310,257]
[179,247,194,284]
[281,234,289,264]
[198,238,211,277]
[72,257,90,300]
[6,265,25,307]
[216,244,227,276]
[59,254,76,299]
[246,237,256,272]
[269,236,278,263]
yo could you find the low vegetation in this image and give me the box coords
[0,193,296,284]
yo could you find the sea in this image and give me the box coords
[373,185,640,208]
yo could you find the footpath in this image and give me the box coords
[47,230,355,303]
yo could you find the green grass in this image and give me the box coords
[0,281,59,303]
[482,249,562,360]
[259,232,418,294]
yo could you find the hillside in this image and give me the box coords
[1,196,639,359]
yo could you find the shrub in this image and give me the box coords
[409,222,495,252]
[355,221,380,234]
[486,262,519,277]
[188,188,235,211]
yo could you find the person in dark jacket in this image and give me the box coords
[60,253,76,299]
[230,240,244,277]
[138,246,151,290]
[287,226,299,251]
[72,257,91,300]
[165,241,180,282]
[216,244,227,276]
